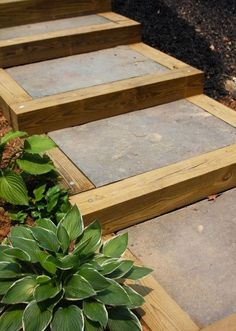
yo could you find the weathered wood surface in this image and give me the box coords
[10,66,203,134]
[47,147,95,195]
[70,144,236,234]
[0,13,141,67]
[0,0,111,28]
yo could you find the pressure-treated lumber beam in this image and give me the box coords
[70,144,236,234]
[0,69,32,122]
[200,313,236,331]
[10,66,203,134]
[0,0,111,28]
[47,147,95,195]
[187,94,236,128]
[0,13,141,67]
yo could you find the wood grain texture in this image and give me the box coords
[47,147,95,195]
[10,66,203,134]
[0,0,111,28]
[187,94,236,128]
[200,313,236,331]
[130,42,188,69]
[0,16,141,67]
[70,144,236,234]
[0,69,32,121]
[124,249,199,331]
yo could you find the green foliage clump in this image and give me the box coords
[0,205,152,331]
[0,131,57,206]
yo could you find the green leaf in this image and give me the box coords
[0,262,23,279]
[36,251,57,275]
[102,233,128,258]
[2,276,37,304]
[108,307,142,331]
[23,301,53,331]
[0,305,24,331]
[36,219,57,234]
[3,247,31,262]
[96,279,130,306]
[65,274,96,300]
[83,300,108,327]
[36,275,51,284]
[84,317,102,331]
[33,184,46,202]
[60,205,84,241]
[74,220,101,255]
[10,226,34,240]
[100,260,123,275]
[57,223,70,253]
[30,227,60,252]
[17,153,55,175]
[0,130,27,145]
[0,171,28,206]
[51,306,84,331]
[34,281,61,303]
[0,280,15,295]
[48,255,80,271]
[8,211,27,223]
[24,135,56,154]
[10,236,40,263]
[107,260,134,279]
[77,268,110,291]
[123,285,145,309]
[124,266,153,280]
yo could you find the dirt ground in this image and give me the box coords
[113,0,236,109]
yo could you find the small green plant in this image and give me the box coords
[0,205,152,331]
[0,131,57,206]
[9,184,71,224]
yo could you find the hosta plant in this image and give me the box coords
[0,131,57,206]
[0,205,152,331]
[9,184,71,224]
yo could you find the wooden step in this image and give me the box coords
[0,43,203,134]
[46,94,236,234]
[0,13,141,67]
[0,0,111,28]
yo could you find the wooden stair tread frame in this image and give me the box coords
[0,0,111,28]
[0,13,141,67]
[66,95,236,234]
[0,43,203,134]
[47,146,95,195]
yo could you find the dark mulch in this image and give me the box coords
[113,0,236,107]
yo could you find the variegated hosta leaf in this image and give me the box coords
[77,268,110,292]
[23,301,52,331]
[0,305,24,331]
[95,279,131,306]
[2,276,37,304]
[64,275,96,300]
[59,205,83,241]
[0,171,28,206]
[123,265,153,280]
[102,233,128,258]
[108,307,142,331]
[51,306,84,331]
[83,300,108,328]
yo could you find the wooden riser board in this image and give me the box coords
[0,43,203,134]
[0,13,141,67]
[0,0,111,28]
